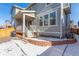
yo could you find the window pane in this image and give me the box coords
[44,14,48,26]
[39,17,43,26]
[50,12,56,25]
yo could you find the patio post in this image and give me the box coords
[23,14,25,38]
[60,3,63,39]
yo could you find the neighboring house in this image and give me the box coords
[78,21,79,27]
[5,20,12,28]
[70,20,74,28]
[11,3,71,38]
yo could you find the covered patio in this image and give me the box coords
[14,10,36,38]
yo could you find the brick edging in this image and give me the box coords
[27,38,77,46]
[16,34,77,46]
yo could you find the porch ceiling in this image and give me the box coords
[15,10,36,21]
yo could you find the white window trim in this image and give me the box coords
[39,10,58,27]
[37,7,60,27]
[39,16,43,26]
[44,14,49,26]
[49,10,58,27]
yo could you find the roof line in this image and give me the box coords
[26,3,36,9]
[13,5,25,10]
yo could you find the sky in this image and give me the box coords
[71,3,79,25]
[0,3,30,25]
[0,3,79,25]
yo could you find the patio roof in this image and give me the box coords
[15,10,36,21]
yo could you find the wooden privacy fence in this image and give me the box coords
[0,27,15,39]
[70,28,79,35]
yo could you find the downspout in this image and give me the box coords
[66,13,68,34]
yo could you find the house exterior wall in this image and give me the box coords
[36,8,61,32]
[27,3,70,37]
[15,8,20,15]
[11,7,20,16]
[15,18,23,32]
[30,3,60,14]
[11,3,71,38]
[27,3,62,37]
[62,10,70,37]
[25,13,36,18]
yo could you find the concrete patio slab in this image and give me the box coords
[63,44,79,56]
[36,37,67,41]
[39,44,67,56]
[63,34,79,56]
[39,46,62,56]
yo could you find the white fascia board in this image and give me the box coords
[21,10,36,13]
[13,5,25,10]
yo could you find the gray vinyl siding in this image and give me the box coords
[29,3,61,37]
[62,11,70,37]
[31,4,61,32]
[30,3,60,14]
[37,8,61,32]
[28,3,70,37]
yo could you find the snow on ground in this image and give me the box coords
[0,40,25,56]
[12,39,50,56]
[0,34,79,56]
[0,37,50,56]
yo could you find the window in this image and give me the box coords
[39,10,57,26]
[44,14,48,26]
[39,17,43,26]
[50,12,56,25]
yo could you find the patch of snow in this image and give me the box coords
[0,40,25,56]
[0,35,79,56]
[12,39,50,56]
[0,38,50,56]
